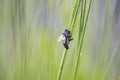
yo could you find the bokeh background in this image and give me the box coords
[0,0,120,80]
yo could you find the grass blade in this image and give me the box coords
[57,0,81,80]
[73,0,92,79]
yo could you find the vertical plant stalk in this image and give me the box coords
[57,50,67,80]
[57,0,80,80]
[68,0,81,34]
[73,0,92,79]
[73,0,86,79]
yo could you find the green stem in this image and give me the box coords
[73,0,92,79]
[73,0,85,79]
[68,0,81,34]
[57,0,80,80]
[57,50,67,80]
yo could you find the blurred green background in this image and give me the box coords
[0,0,120,80]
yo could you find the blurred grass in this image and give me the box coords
[0,0,120,80]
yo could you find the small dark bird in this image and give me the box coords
[58,29,73,49]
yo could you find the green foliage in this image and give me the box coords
[0,0,120,80]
